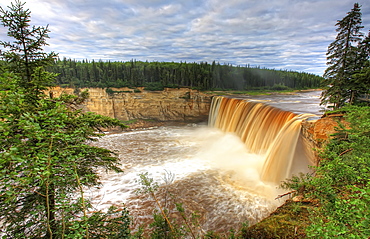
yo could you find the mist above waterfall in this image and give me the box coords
[194,127,280,199]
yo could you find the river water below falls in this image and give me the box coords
[88,90,323,233]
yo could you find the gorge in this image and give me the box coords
[48,87,340,233]
[46,87,337,147]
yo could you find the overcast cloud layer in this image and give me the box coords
[1,0,370,75]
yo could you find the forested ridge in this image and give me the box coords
[47,58,323,90]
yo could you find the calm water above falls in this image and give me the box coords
[233,90,324,115]
[88,90,323,233]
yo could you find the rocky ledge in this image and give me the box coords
[47,87,213,123]
[48,87,338,153]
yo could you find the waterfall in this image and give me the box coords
[209,96,316,184]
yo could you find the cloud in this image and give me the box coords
[1,0,369,75]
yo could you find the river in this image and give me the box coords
[88,90,323,233]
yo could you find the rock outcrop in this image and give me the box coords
[47,87,212,123]
[301,114,348,166]
[301,114,346,149]
[47,87,339,154]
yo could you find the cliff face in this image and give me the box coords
[47,87,212,122]
[301,114,347,165]
[48,87,338,151]
[302,114,347,148]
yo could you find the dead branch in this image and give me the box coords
[275,190,297,200]
[339,148,353,156]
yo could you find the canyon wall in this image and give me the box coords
[47,87,213,123]
[301,114,346,165]
[302,114,346,148]
[48,87,337,151]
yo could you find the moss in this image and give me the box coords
[240,200,316,239]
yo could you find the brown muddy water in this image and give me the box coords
[88,90,323,233]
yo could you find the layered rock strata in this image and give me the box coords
[48,87,338,154]
[47,87,212,123]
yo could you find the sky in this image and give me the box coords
[1,0,370,76]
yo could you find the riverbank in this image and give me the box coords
[241,199,317,238]
[122,119,200,130]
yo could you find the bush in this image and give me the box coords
[270,83,291,91]
[282,105,370,238]
[144,82,164,91]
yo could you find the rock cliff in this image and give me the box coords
[301,114,348,166]
[302,114,347,148]
[47,87,338,152]
[47,87,212,123]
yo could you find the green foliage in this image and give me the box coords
[136,172,204,239]
[270,83,291,91]
[105,88,133,95]
[45,58,322,91]
[143,82,165,91]
[106,88,116,95]
[85,206,132,238]
[136,172,160,195]
[306,106,370,238]
[0,71,130,239]
[307,186,369,238]
[240,200,312,238]
[321,3,370,108]
[135,172,255,238]
[0,1,130,238]
[281,172,315,198]
[0,0,58,100]
[282,105,370,238]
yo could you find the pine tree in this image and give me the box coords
[0,1,130,238]
[352,31,370,101]
[321,3,365,108]
[0,0,57,102]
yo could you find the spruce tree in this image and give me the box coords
[352,31,370,100]
[321,3,365,108]
[0,1,130,238]
[0,0,57,103]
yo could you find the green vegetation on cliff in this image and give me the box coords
[249,4,370,237]
[243,107,369,239]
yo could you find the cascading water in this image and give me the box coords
[208,96,317,184]
[89,91,321,234]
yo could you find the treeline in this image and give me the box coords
[47,58,323,90]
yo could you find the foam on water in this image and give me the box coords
[88,91,323,232]
[88,125,282,232]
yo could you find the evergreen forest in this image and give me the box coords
[48,58,323,91]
